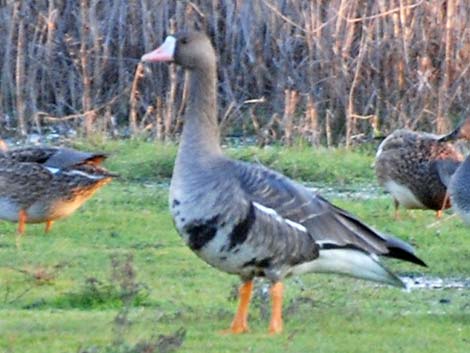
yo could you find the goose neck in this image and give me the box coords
[179,66,222,158]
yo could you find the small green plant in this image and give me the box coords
[77,254,185,353]
[50,257,150,310]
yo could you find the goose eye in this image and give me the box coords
[180,37,188,45]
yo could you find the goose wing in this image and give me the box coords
[434,159,461,188]
[233,160,425,266]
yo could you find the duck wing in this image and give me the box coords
[4,146,107,169]
[43,147,108,169]
[0,162,53,206]
[4,146,59,164]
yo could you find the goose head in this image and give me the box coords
[141,31,215,71]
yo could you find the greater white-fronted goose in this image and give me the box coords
[142,31,426,334]
[448,154,470,225]
[375,118,470,219]
[0,142,115,242]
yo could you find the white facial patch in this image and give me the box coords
[141,35,176,62]
[160,36,176,56]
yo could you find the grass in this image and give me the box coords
[73,138,376,185]
[0,140,469,353]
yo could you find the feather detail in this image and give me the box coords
[253,202,308,233]
[291,245,405,288]
[234,160,425,267]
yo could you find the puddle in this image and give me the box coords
[401,275,470,290]
[309,185,385,200]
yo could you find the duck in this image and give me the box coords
[141,31,426,335]
[375,118,470,219]
[448,154,470,225]
[0,141,116,240]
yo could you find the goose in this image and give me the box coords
[448,154,470,225]
[0,141,116,241]
[375,118,470,219]
[141,31,426,334]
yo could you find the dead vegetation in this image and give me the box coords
[76,254,186,353]
[1,0,469,145]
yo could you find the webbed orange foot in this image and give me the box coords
[268,282,283,335]
[223,281,253,335]
[220,323,249,335]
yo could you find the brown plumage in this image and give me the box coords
[375,119,470,218]
[0,143,116,241]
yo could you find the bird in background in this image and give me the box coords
[375,118,470,219]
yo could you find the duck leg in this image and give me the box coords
[226,280,253,334]
[45,220,54,233]
[17,209,27,234]
[393,199,401,220]
[16,209,27,248]
[268,282,284,334]
[436,192,449,219]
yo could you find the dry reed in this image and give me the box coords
[0,0,469,146]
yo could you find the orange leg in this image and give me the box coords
[16,209,27,248]
[436,192,449,219]
[269,282,284,334]
[45,220,54,233]
[17,209,27,234]
[225,281,253,334]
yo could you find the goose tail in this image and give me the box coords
[297,243,405,288]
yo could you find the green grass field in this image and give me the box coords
[0,141,469,353]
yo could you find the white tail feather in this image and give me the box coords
[291,248,405,288]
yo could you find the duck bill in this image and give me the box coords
[141,36,176,62]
